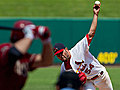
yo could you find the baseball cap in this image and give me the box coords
[53,43,65,56]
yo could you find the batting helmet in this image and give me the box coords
[10,20,33,43]
[56,71,82,90]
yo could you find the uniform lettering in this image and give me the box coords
[89,63,94,69]
[14,60,28,77]
[76,63,94,74]
[75,60,84,65]
[75,60,84,73]
[80,64,87,71]
[85,68,91,74]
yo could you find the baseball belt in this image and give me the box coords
[90,71,104,80]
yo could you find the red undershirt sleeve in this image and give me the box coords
[86,34,92,46]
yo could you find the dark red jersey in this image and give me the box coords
[0,43,36,90]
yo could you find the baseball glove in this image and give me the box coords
[78,71,87,85]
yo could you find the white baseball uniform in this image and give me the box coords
[60,34,113,90]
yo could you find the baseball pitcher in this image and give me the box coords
[53,3,113,90]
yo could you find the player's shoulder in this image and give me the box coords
[0,43,12,49]
[0,43,11,47]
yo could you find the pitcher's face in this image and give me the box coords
[56,48,71,62]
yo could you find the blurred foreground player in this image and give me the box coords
[0,20,53,90]
[53,3,113,90]
[56,71,86,90]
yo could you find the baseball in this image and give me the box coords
[95,1,100,6]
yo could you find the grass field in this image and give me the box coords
[0,0,120,18]
[23,66,120,90]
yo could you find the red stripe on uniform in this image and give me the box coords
[86,34,92,46]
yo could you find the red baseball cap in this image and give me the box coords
[53,43,65,56]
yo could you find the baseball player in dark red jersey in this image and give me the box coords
[0,20,53,90]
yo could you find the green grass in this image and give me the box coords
[23,66,120,90]
[106,67,120,89]
[0,0,120,17]
[23,66,61,90]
